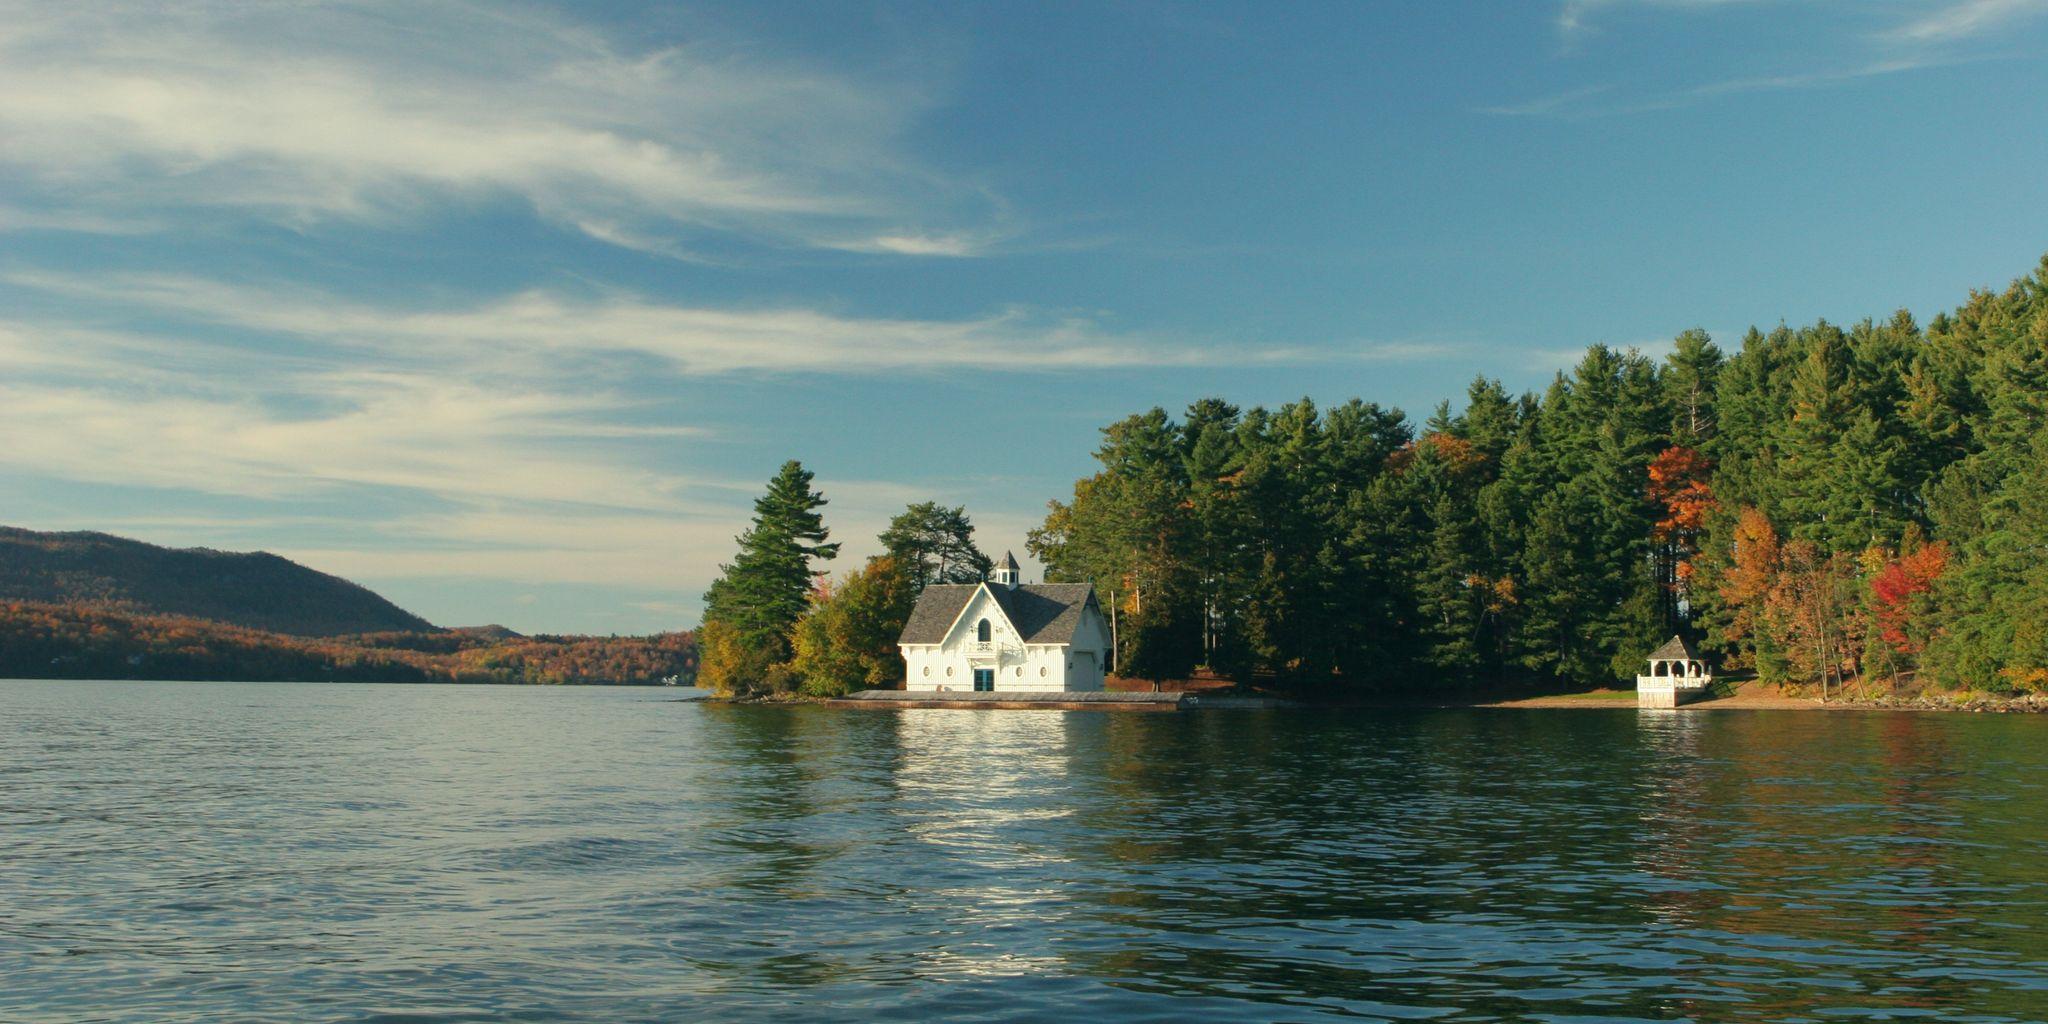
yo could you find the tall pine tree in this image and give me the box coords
[698,461,839,694]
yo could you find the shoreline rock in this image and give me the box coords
[1827,692,2048,713]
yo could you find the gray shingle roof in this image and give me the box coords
[991,583,1096,644]
[897,582,1099,646]
[898,585,977,645]
[1647,634,1701,662]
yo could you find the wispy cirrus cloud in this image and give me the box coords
[1556,0,1769,37]
[1496,0,2048,116]
[1486,55,1959,117]
[1885,0,2048,41]
[1475,84,1615,117]
[0,269,1461,617]
[1557,0,2047,40]
[0,0,1001,256]
[0,371,699,509]
[6,269,1356,376]
[1,316,769,621]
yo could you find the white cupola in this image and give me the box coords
[994,550,1020,589]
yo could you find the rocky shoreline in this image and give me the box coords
[1825,692,2048,713]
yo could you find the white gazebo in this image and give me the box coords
[1637,634,1712,708]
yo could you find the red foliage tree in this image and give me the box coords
[1871,538,1949,657]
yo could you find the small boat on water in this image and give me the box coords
[661,675,681,686]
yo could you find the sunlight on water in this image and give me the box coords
[3,680,2045,1023]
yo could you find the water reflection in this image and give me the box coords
[2,683,2045,1023]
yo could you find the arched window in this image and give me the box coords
[977,619,991,643]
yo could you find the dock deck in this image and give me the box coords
[1635,674,1712,708]
[831,690,1289,711]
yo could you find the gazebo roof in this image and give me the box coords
[1647,634,1701,662]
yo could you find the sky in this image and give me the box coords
[3,0,2046,635]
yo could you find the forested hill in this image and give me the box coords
[1030,253,2048,696]
[0,527,437,637]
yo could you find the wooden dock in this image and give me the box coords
[830,690,1291,711]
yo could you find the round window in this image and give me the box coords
[945,666,954,677]
[1039,667,1047,677]
[1015,667,1024,677]
[922,666,930,677]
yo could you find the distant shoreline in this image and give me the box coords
[1480,689,2048,714]
[695,685,2048,714]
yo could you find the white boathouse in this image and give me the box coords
[896,552,1112,693]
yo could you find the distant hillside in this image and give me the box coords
[0,601,695,685]
[0,527,437,636]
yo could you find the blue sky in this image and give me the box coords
[3,0,2045,634]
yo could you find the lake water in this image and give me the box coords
[3,680,2046,1023]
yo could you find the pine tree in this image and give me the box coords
[1415,494,1483,681]
[1664,329,1722,447]
[1021,253,2048,698]
[698,460,838,694]
[880,502,992,590]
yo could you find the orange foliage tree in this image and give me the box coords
[1717,506,1780,668]
[1647,446,1717,612]
[1766,541,1863,699]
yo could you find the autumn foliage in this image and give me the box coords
[0,601,695,685]
[1648,447,1715,542]
[1648,446,1716,594]
[1870,537,1949,657]
[1714,506,1952,695]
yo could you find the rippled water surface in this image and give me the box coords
[4,680,2046,1023]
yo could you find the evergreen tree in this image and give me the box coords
[698,460,838,694]
[1030,408,1200,680]
[1022,253,2048,698]
[1664,328,1722,447]
[1415,494,1483,681]
[879,502,992,590]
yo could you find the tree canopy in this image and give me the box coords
[698,460,839,694]
[1034,254,2048,697]
[879,502,992,590]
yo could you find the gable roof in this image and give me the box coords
[989,583,1096,644]
[1647,634,1701,662]
[897,582,1099,646]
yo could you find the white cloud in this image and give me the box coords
[0,280,1301,609]
[1493,0,2034,116]
[834,232,1002,257]
[1556,0,1768,37]
[8,269,1333,376]
[0,260,1471,624]
[287,511,740,589]
[0,204,159,235]
[1558,0,2048,43]
[0,375,692,508]
[1885,0,2048,41]
[0,0,995,255]
[1477,85,1616,117]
